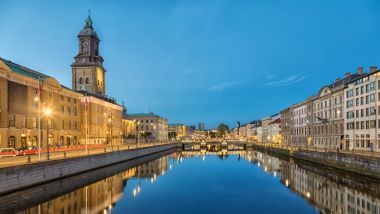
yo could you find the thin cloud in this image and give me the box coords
[265,74,307,87]
[207,81,244,92]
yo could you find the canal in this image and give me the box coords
[1,149,380,214]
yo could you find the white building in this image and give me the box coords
[344,67,379,152]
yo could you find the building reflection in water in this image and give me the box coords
[243,151,380,214]
[15,151,380,214]
[16,154,173,214]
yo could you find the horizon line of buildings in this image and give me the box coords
[235,66,380,152]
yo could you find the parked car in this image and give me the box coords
[0,148,19,158]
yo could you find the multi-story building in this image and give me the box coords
[197,123,205,131]
[280,106,294,147]
[261,117,272,144]
[292,99,309,147]
[127,113,168,142]
[72,15,124,146]
[268,117,282,144]
[344,67,380,152]
[168,123,188,140]
[0,15,126,148]
[0,58,83,148]
[314,70,364,150]
[246,120,262,143]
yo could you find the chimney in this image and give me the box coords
[357,67,363,75]
[335,78,341,82]
[345,72,350,78]
[370,66,377,73]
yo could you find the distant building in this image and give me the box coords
[168,123,187,139]
[197,123,205,131]
[127,113,168,142]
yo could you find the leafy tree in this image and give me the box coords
[217,123,230,137]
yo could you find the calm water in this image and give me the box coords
[4,149,380,214]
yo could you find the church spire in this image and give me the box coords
[85,10,93,29]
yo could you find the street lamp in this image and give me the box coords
[33,95,42,161]
[44,107,52,160]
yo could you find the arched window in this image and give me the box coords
[67,137,71,146]
[85,78,89,84]
[79,78,83,84]
[8,136,16,148]
[73,136,77,145]
[97,80,100,86]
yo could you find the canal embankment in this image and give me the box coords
[0,143,180,195]
[0,148,176,214]
[252,144,380,179]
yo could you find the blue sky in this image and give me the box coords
[1,0,380,129]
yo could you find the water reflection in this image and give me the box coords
[9,150,380,214]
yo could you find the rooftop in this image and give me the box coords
[1,58,51,80]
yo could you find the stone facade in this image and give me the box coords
[72,15,106,97]
[313,71,363,150]
[127,113,168,142]
[0,59,82,149]
[344,67,380,152]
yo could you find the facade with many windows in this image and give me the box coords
[0,58,82,149]
[313,71,363,150]
[127,113,168,142]
[344,67,380,152]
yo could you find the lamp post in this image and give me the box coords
[34,95,41,161]
[104,112,113,151]
[44,108,52,160]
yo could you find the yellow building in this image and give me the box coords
[0,15,125,148]
[168,123,188,139]
[0,58,82,148]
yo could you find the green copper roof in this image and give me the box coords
[1,58,50,80]
[127,113,158,117]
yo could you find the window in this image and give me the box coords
[8,114,15,127]
[347,89,353,98]
[370,81,375,91]
[60,95,64,101]
[346,100,353,108]
[32,117,37,128]
[73,107,77,116]
[346,111,354,119]
[370,93,375,102]
[79,78,83,84]
[67,97,71,103]
[62,120,65,129]
[67,107,71,115]
[8,136,16,148]
[85,78,89,84]
[370,120,376,129]
[60,106,64,114]
[370,107,377,115]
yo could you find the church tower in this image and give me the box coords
[72,15,106,96]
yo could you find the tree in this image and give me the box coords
[217,123,230,137]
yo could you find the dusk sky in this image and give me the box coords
[1,0,380,129]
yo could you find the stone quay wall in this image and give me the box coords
[0,143,180,195]
[252,144,380,179]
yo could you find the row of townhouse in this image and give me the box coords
[280,66,380,152]
[235,115,282,144]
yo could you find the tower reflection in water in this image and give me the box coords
[16,150,380,214]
